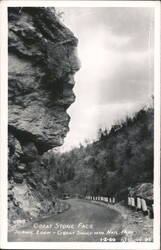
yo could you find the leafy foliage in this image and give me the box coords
[49,105,154,200]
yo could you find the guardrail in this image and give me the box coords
[85,196,116,204]
[128,196,153,218]
[85,195,153,219]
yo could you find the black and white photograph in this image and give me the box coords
[0,0,160,249]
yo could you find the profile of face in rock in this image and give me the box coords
[8,7,80,154]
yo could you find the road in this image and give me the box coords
[8,199,125,242]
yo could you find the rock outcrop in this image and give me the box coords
[8,7,80,225]
[128,183,153,203]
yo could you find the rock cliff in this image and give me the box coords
[8,7,80,225]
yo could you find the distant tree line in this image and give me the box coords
[48,103,154,201]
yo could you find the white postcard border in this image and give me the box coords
[0,1,160,249]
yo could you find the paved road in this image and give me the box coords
[8,199,125,242]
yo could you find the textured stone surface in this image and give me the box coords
[8,7,80,154]
[8,7,80,223]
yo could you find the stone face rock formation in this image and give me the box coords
[8,7,80,225]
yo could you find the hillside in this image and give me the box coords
[51,105,154,202]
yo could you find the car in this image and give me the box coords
[62,194,70,200]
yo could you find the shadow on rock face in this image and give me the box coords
[8,7,80,155]
[8,7,80,222]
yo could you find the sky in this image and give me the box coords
[57,7,154,152]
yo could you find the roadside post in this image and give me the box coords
[128,196,131,207]
[136,197,142,211]
[104,197,108,203]
[131,197,135,209]
[141,198,148,216]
